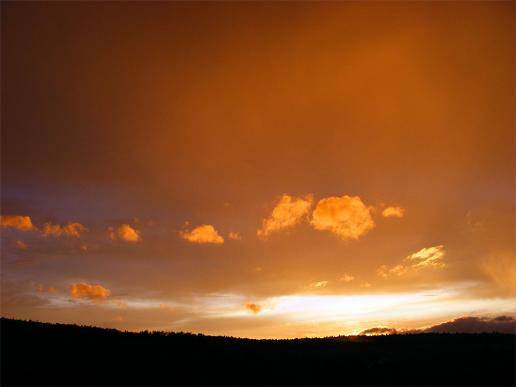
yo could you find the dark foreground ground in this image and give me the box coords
[1,318,515,386]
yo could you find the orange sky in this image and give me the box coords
[1,1,514,338]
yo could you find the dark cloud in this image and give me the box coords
[425,316,516,334]
[359,327,397,336]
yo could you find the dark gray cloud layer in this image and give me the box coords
[425,316,516,334]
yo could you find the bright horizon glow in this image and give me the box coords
[25,281,516,338]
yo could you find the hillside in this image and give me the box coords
[1,318,515,386]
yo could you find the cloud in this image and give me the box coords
[42,222,87,237]
[70,282,111,301]
[108,224,141,242]
[340,274,355,282]
[311,281,328,288]
[359,327,397,336]
[425,316,516,334]
[227,231,241,240]
[377,264,409,278]
[257,194,313,238]
[15,240,28,250]
[36,284,59,294]
[378,245,445,278]
[382,206,405,218]
[181,224,224,244]
[0,215,35,231]
[407,245,445,268]
[310,195,374,240]
[244,303,262,314]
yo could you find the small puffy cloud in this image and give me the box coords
[227,231,241,240]
[382,206,405,218]
[181,224,224,244]
[359,327,397,336]
[15,240,28,250]
[311,280,328,288]
[108,224,141,242]
[257,194,313,238]
[425,316,516,334]
[0,215,35,231]
[70,282,111,301]
[310,195,374,240]
[42,222,87,238]
[340,274,355,282]
[378,245,445,278]
[245,303,262,314]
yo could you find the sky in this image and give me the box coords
[1,1,514,338]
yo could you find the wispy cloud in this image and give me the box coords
[378,245,445,278]
[340,274,355,282]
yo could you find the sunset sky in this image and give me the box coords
[1,1,514,338]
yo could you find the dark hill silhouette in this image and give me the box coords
[1,317,515,386]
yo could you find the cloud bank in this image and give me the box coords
[42,222,87,238]
[425,316,516,334]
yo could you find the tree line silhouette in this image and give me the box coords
[1,317,515,386]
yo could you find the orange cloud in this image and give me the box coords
[310,195,374,240]
[378,245,445,278]
[257,194,313,238]
[245,303,262,314]
[227,231,241,240]
[311,280,328,288]
[0,215,34,231]
[42,222,87,237]
[340,274,355,282]
[181,224,224,244]
[36,284,59,294]
[108,224,141,242]
[70,282,111,301]
[15,240,28,250]
[407,245,445,268]
[382,206,405,218]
